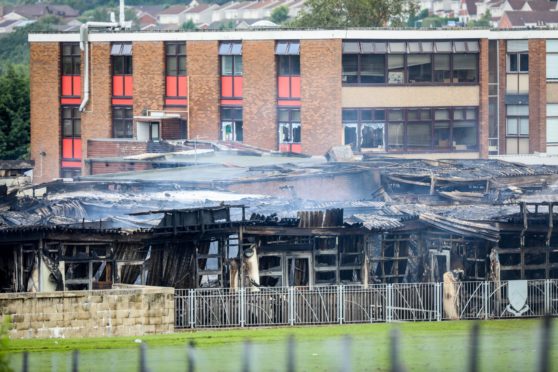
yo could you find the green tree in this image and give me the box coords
[0,66,30,160]
[270,5,289,24]
[0,316,12,372]
[468,11,492,27]
[181,19,197,31]
[289,0,418,28]
[406,8,429,27]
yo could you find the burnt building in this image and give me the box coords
[28,29,558,183]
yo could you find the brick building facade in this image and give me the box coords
[28,29,558,183]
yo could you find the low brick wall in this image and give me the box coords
[0,285,174,339]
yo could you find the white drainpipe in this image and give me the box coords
[79,0,131,112]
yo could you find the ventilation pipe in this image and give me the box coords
[79,0,131,112]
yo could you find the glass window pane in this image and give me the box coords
[435,109,450,120]
[519,118,529,135]
[63,44,72,56]
[361,123,384,149]
[360,54,385,83]
[111,44,122,56]
[507,40,528,52]
[388,110,403,121]
[360,42,374,54]
[374,42,386,53]
[389,42,406,53]
[222,56,233,75]
[548,40,558,53]
[278,109,290,122]
[433,54,451,83]
[454,109,465,120]
[62,57,73,75]
[387,55,404,84]
[179,56,186,75]
[121,44,132,56]
[507,105,529,116]
[375,110,385,121]
[407,123,432,149]
[219,43,231,55]
[453,54,478,83]
[288,42,300,55]
[387,123,404,149]
[360,110,373,121]
[63,119,73,136]
[179,44,186,55]
[342,109,358,122]
[507,118,518,135]
[435,41,452,52]
[291,56,300,75]
[454,41,467,52]
[453,121,477,149]
[519,53,529,72]
[166,43,177,55]
[466,41,479,52]
[291,109,300,122]
[434,122,450,149]
[276,42,288,55]
[342,54,359,83]
[547,118,558,142]
[292,124,301,142]
[421,42,433,53]
[508,54,518,72]
[167,58,177,75]
[279,55,290,75]
[407,54,432,83]
[466,109,476,120]
[408,42,421,53]
[234,56,243,75]
[74,119,81,137]
[124,56,132,75]
[344,124,358,149]
[343,42,360,53]
[407,109,419,121]
[547,104,558,116]
[547,55,558,80]
[232,108,242,120]
[73,57,80,75]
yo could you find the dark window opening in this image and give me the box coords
[62,43,80,76]
[278,55,300,76]
[278,108,301,144]
[343,109,385,151]
[221,107,243,142]
[165,42,186,76]
[113,106,133,138]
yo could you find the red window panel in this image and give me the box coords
[112,98,133,105]
[278,76,290,98]
[62,161,81,168]
[221,76,233,97]
[279,143,302,153]
[61,98,82,105]
[233,77,242,97]
[113,76,124,96]
[165,98,188,106]
[278,100,301,107]
[290,76,301,98]
[62,139,82,160]
[73,76,81,96]
[61,76,73,96]
[166,76,177,97]
[124,76,133,97]
[220,99,243,105]
[178,76,188,97]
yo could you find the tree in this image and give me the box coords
[0,66,30,160]
[468,11,492,28]
[181,19,197,31]
[289,0,418,28]
[270,5,289,24]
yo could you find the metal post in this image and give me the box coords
[483,281,489,320]
[286,335,295,372]
[187,340,195,372]
[341,335,352,372]
[386,284,393,323]
[139,343,147,372]
[435,283,441,322]
[189,289,195,329]
[544,279,551,314]
[239,288,245,327]
[538,316,552,372]
[468,323,480,372]
[338,285,344,325]
[72,350,79,372]
[389,328,402,372]
[288,287,294,326]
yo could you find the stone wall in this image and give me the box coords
[0,285,174,339]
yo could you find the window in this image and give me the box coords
[113,106,133,138]
[221,107,243,142]
[220,42,242,99]
[62,43,80,76]
[547,40,558,81]
[343,109,385,151]
[166,42,186,76]
[278,55,300,76]
[506,104,529,154]
[507,40,528,73]
[111,43,133,75]
[341,40,479,85]
[278,108,301,144]
[547,104,558,144]
[61,106,81,162]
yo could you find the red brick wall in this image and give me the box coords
[90,161,152,175]
[30,42,60,184]
[133,41,165,117]
[243,40,277,150]
[300,39,342,155]
[161,119,185,139]
[82,43,112,171]
[87,140,149,158]
[498,40,507,154]
[529,39,546,153]
[187,41,219,141]
[478,39,489,158]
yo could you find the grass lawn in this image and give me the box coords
[3,318,556,371]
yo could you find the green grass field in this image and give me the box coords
[3,319,556,371]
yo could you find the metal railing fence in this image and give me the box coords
[175,279,558,329]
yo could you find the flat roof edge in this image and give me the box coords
[28,29,558,43]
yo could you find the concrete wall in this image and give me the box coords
[0,285,174,339]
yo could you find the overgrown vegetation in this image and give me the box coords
[0,66,30,160]
[289,0,418,28]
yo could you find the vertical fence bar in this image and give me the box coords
[483,281,489,320]
[386,284,393,323]
[189,289,195,329]
[545,280,551,314]
[435,283,441,322]
[239,288,245,328]
[338,285,344,325]
[72,350,79,372]
[289,287,294,326]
